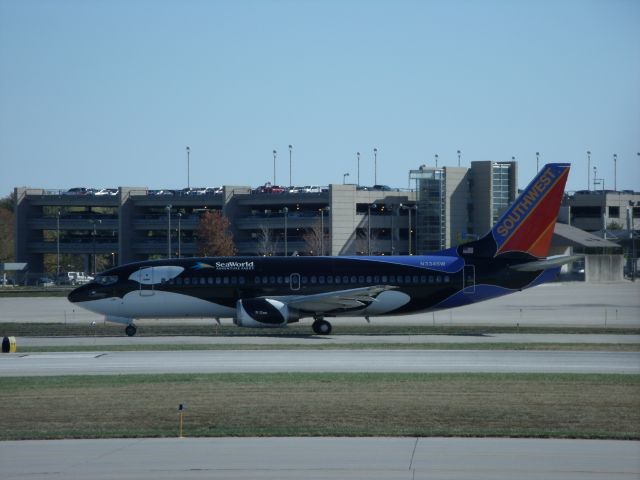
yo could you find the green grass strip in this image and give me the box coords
[1,372,638,441]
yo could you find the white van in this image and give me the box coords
[62,272,94,285]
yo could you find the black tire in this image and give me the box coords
[312,319,332,335]
[125,324,137,337]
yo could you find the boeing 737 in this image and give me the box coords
[69,163,577,336]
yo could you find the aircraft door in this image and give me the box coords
[463,265,475,294]
[290,273,301,291]
[138,267,155,296]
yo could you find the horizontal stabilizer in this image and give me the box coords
[508,254,584,272]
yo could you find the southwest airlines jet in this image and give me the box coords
[69,163,576,336]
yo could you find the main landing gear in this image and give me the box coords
[312,317,332,335]
[125,324,137,337]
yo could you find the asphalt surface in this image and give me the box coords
[2,281,639,327]
[2,281,639,479]
[15,333,640,347]
[2,437,639,480]
[2,349,639,376]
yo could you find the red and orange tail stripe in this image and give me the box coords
[492,163,570,258]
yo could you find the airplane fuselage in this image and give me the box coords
[68,253,550,324]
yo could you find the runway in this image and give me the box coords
[1,349,638,376]
[2,437,639,480]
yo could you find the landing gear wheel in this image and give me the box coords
[125,324,137,337]
[312,319,332,335]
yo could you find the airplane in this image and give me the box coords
[69,163,579,336]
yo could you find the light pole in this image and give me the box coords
[288,145,293,188]
[166,205,172,259]
[111,252,115,267]
[177,212,182,258]
[587,151,591,190]
[434,154,438,168]
[89,219,102,274]
[373,148,378,185]
[457,150,461,167]
[320,206,330,256]
[186,146,190,190]
[536,152,540,172]
[367,203,377,255]
[613,153,617,191]
[283,207,288,256]
[56,211,60,282]
[273,149,277,185]
[343,172,350,184]
[400,204,416,255]
[357,152,360,187]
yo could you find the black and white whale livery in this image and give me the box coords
[69,163,577,336]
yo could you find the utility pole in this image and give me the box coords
[288,145,293,188]
[186,146,190,190]
[373,148,378,185]
[587,151,591,190]
[273,149,277,185]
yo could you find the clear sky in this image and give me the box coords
[1,0,638,196]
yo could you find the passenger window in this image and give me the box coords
[420,275,426,283]
[366,276,372,283]
[444,275,450,283]
[326,276,333,284]
[176,277,182,285]
[262,276,268,284]
[184,278,191,285]
[254,276,260,284]
[358,276,364,283]
[412,275,419,284]
[269,276,276,284]
[436,276,442,283]
[342,276,349,284]
[223,277,229,284]
[310,276,317,284]
[429,276,434,283]
[239,277,246,285]
[373,275,380,283]
[335,276,342,284]
[389,275,396,283]
[405,275,412,283]
[382,275,388,283]
[277,276,284,284]
[302,276,309,284]
[350,276,357,284]
[231,277,238,285]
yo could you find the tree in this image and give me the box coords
[302,219,324,256]
[0,206,14,262]
[256,225,278,256]
[0,191,16,213]
[196,210,236,257]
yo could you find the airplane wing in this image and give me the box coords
[281,285,398,313]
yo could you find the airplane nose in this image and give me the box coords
[68,284,98,303]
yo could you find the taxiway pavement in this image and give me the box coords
[2,437,639,480]
[1,349,638,376]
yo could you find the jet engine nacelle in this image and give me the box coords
[234,298,296,328]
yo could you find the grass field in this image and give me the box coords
[1,372,638,441]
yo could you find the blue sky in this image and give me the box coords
[1,0,638,196]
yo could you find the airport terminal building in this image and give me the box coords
[12,161,637,280]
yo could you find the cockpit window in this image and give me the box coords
[95,275,118,286]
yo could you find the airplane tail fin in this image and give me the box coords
[459,163,570,259]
